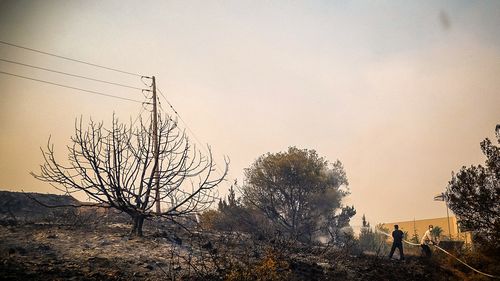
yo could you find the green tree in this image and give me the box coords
[359,214,377,252]
[328,205,356,246]
[362,214,370,228]
[430,225,443,240]
[216,183,246,231]
[445,126,500,245]
[209,183,270,235]
[410,227,420,244]
[358,216,390,254]
[242,147,352,242]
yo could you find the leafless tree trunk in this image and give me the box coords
[32,114,228,236]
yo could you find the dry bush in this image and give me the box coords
[225,250,291,281]
[199,209,220,230]
[435,244,500,280]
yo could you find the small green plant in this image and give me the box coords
[430,225,443,240]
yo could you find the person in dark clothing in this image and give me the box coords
[389,224,405,260]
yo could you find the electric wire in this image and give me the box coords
[0,40,225,195]
[157,87,215,154]
[156,87,230,187]
[0,70,146,104]
[131,102,150,129]
[157,87,209,151]
[0,58,147,91]
[0,40,144,77]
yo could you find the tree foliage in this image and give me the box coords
[430,225,443,240]
[358,216,390,254]
[327,205,356,246]
[32,114,228,236]
[214,184,253,232]
[358,214,375,251]
[445,126,500,245]
[241,147,352,242]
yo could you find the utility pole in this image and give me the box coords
[434,193,452,240]
[445,201,452,240]
[152,76,161,214]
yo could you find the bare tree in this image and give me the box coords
[32,114,228,236]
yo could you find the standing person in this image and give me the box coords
[421,225,438,257]
[389,224,405,260]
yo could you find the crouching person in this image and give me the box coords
[420,225,439,257]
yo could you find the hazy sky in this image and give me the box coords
[0,0,499,228]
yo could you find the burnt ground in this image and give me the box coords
[0,223,463,281]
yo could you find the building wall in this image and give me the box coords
[384,216,471,243]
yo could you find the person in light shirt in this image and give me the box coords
[420,225,439,257]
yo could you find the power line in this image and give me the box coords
[157,87,209,152]
[131,102,150,128]
[0,40,144,77]
[0,57,147,91]
[156,87,230,182]
[0,70,147,104]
